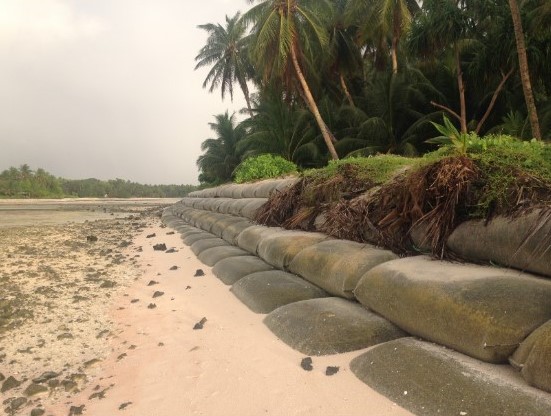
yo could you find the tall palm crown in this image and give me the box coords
[195,13,254,115]
[243,0,340,160]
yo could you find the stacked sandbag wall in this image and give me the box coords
[162,178,551,415]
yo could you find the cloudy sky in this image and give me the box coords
[0,0,248,185]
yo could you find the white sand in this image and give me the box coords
[44,221,413,416]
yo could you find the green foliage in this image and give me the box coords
[427,115,470,155]
[424,134,551,216]
[304,154,416,184]
[233,154,298,183]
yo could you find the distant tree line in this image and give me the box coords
[0,165,196,198]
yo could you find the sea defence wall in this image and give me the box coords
[163,178,551,416]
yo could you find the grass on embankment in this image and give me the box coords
[254,135,551,257]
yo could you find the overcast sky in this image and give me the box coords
[0,0,249,185]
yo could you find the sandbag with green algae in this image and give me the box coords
[212,256,274,285]
[288,240,397,299]
[236,225,284,255]
[447,210,551,278]
[510,320,551,393]
[182,231,218,246]
[230,270,328,313]
[354,256,551,363]
[221,220,254,245]
[240,199,268,220]
[263,297,407,355]
[257,230,331,269]
[351,338,551,416]
[197,246,250,267]
[190,238,229,256]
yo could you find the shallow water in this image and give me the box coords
[0,198,179,227]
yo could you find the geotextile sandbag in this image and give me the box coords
[263,297,407,355]
[447,210,551,278]
[182,231,218,246]
[288,240,398,298]
[510,320,551,393]
[193,212,226,233]
[350,337,551,416]
[257,230,331,269]
[212,256,274,285]
[190,238,229,256]
[197,245,250,267]
[231,270,328,313]
[226,199,254,216]
[240,199,268,220]
[236,225,284,255]
[252,179,289,198]
[209,215,249,238]
[354,256,551,363]
[221,220,254,245]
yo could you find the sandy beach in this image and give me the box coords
[1,203,412,416]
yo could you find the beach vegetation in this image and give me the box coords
[234,154,298,183]
[194,0,551,186]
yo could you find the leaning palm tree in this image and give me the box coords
[508,0,542,140]
[243,0,340,160]
[195,13,254,116]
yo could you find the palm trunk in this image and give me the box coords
[456,48,468,133]
[340,73,355,107]
[509,0,542,140]
[239,77,254,118]
[475,67,514,134]
[290,44,339,160]
[391,34,399,74]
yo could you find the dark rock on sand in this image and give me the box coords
[153,243,167,251]
[147,280,159,286]
[57,333,74,340]
[23,382,48,396]
[0,372,4,381]
[152,291,164,298]
[147,303,157,309]
[6,397,27,412]
[69,404,85,415]
[326,366,339,376]
[300,357,313,371]
[193,317,207,330]
[1,376,22,392]
[86,235,98,243]
[169,265,178,270]
[130,299,139,303]
[194,269,205,277]
[146,233,156,238]
[31,408,46,416]
[119,401,132,410]
[32,371,59,383]
[165,248,177,253]
[99,280,116,288]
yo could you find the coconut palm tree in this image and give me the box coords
[348,0,420,74]
[508,0,542,140]
[196,112,245,185]
[243,0,340,160]
[195,13,254,116]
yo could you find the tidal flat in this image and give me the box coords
[0,199,175,415]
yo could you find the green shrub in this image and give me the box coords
[233,154,298,183]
